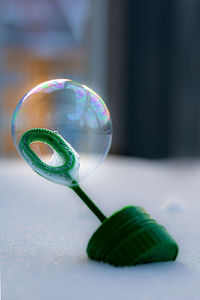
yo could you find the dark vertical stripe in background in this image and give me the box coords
[109,0,200,158]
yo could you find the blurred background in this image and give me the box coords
[0,0,200,159]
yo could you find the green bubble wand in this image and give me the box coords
[19,128,178,266]
[19,128,106,222]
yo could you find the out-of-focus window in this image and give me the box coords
[0,0,108,157]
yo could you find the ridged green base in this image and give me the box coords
[87,206,178,266]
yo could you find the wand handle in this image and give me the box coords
[71,184,107,223]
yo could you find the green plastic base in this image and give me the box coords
[87,206,178,266]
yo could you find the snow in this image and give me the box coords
[1,156,200,299]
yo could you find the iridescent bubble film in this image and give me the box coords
[12,79,112,185]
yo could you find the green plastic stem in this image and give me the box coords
[71,184,107,223]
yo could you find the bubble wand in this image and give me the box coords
[19,128,106,223]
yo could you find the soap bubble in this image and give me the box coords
[12,79,112,186]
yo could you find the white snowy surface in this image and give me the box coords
[1,156,200,299]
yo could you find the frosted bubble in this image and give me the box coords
[12,79,112,186]
[161,196,186,213]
